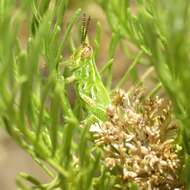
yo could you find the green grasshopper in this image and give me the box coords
[66,14,111,122]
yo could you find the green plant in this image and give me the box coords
[100,0,190,188]
[0,0,122,189]
[0,1,108,189]
[0,0,189,189]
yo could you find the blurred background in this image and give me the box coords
[0,1,154,189]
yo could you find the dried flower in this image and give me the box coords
[90,89,183,190]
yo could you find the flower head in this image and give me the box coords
[90,89,183,189]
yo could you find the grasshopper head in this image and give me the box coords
[69,14,93,71]
[81,42,93,59]
[69,42,93,70]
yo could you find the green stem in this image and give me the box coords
[116,50,143,89]
[147,82,162,97]
[48,158,69,178]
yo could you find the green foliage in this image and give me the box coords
[1,0,190,189]
[0,0,113,189]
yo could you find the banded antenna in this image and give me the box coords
[81,13,91,45]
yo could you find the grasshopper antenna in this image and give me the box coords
[81,13,86,44]
[81,13,91,45]
[83,16,91,44]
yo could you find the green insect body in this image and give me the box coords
[66,14,111,122]
[69,42,111,121]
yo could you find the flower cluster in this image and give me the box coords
[90,89,183,189]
